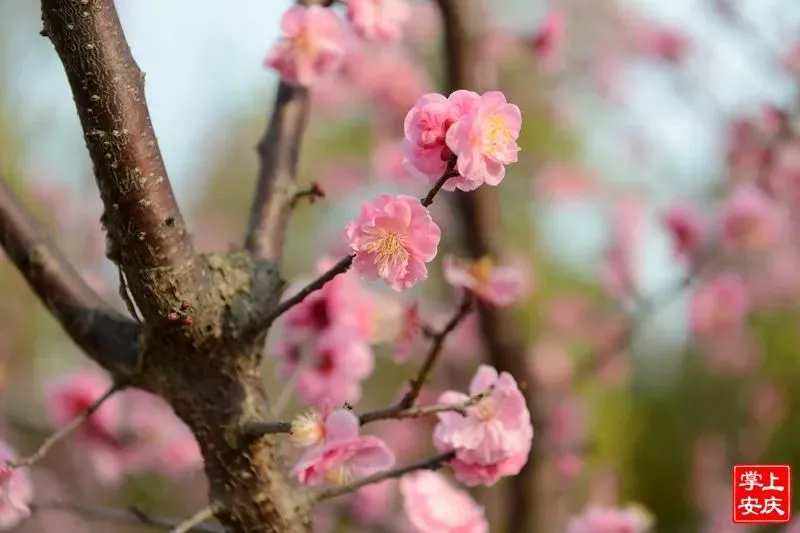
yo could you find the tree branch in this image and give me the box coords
[0,176,140,376]
[433,1,542,532]
[245,0,332,262]
[31,501,222,533]
[360,387,492,425]
[41,0,198,321]
[311,451,456,503]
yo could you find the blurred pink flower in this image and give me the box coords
[690,273,749,338]
[264,5,346,87]
[631,20,690,63]
[0,443,33,530]
[404,1,441,46]
[372,138,416,185]
[349,479,397,523]
[719,186,785,252]
[443,255,527,306]
[662,202,705,260]
[543,295,591,338]
[401,471,489,533]
[446,91,522,190]
[600,198,645,300]
[45,370,201,484]
[283,256,378,341]
[353,48,430,115]
[344,0,409,42]
[530,10,566,69]
[533,163,597,202]
[433,365,533,487]
[556,453,583,479]
[783,43,800,77]
[567,505,653,533]
[292,407,395,485]
[275,326,375,407]
[345,194,441,291]
[527,337,574,388]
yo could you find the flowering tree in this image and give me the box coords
[2,0,800,532]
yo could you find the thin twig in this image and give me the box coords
[289,182,325,209]
[10,383,122,469]
[420,159,459,207]
[312,451,456,503]
[360,387,493,425]
[31,501,222,532]
[359,292,474,424]
[170,505,217,533]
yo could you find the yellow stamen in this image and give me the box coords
[468,256,495,285]
[289,410,325,448]
[483,114,513,157]
[472,397,497,421]
[324,465,352,485]
[363,230,409,275]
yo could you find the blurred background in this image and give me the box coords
[1,0,800,531]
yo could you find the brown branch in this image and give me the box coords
[31,501,222,533]
[41,0,198,321]
[360,387,492,425]
[433,1,542,532]
[0,176,140,376]
[11,383,122,469]
[361,292,474,424]
[312,451,456,503]
[244,0,336,262]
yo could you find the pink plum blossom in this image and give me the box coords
[345,194,441,291]
[402,90,479,189]
[0,443,33,530]
[662,202,705,260]
[352,48,430,116]
[443,255,527,306]
[45,370,127,485]
[349,479,397,523]
[45,370,201,485]
[344,0,410,42]
[632,21,691,63]
[264,5,346,87]
[282,256,378,341]
[373,138,416,185]
[446,91,523,190]
[690,273,750,338]
[433,365,533,487]
[291,407,395,485]
[275,326,374,407]
[530,10,566,69]
[719,186,785,251]
[401,471,489,533]
[567,505,653,533]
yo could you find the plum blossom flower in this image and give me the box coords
[45,370,201,485]
[443,255,527,306]
[567,504,653,533]
[0,443,33,530]
[632,21,690,63]
[530,9,566,68]
[282,256,378,341]
[345,194,441,291]
[264,5,346,87]
[401,471,489,533]
[291,407,395,485]
[349,479,397,523]
[345,0,410,42]
[690,273,750,338]
[662,202,705,260]
[433,365,533,486]
[719,186,785,251]
[275,326,375,407]
[402,90,479,189]
[446,91,522,190]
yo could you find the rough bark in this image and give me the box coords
[26,1,315,531]
[433,1,545,532]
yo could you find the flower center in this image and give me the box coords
[324,464,352,485]
[364,230,409,275]
[292,33,317,58]
[482,114,513,157]
[289,411,325,448]
[473,397,497,421]
[468,256,495,285]
[728,215,765,247]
